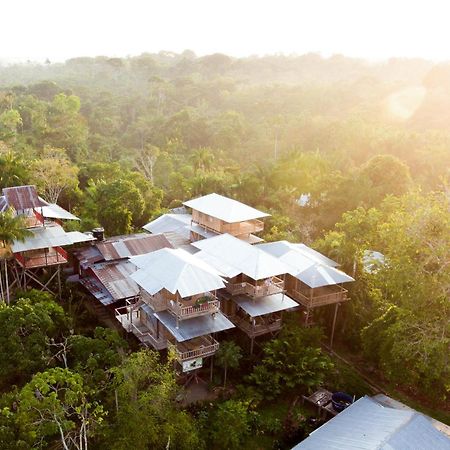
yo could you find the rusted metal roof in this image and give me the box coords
[2,185,45,211]
[0,196,7,212]
[89,260,139,301]
[96,233,172,261]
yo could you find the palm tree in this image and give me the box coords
[0,208,31,303]
[216,340,242,387]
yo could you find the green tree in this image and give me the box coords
[15,368,105,449]
[0,209,31,303]
[216,341,242,387]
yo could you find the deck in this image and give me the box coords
[172,335,219,362]
[168,298,220,320]
[115,307,168,350]
[14,247,68,268]
[232,315,282,337]
[292,286,348,308]
[227,276,284,298]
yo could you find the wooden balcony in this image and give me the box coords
[14,246,68,269]
[171,335,219,362]
[168,298,220,320]
[115,305,168,350]
[292,287,348,308]
[221,219,264,236]
[232,315,283,337]
[226,276,284,298]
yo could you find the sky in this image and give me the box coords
[2,0,450,62]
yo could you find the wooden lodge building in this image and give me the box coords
[0,185,94,300]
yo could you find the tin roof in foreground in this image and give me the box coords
[183,193,270,223]
[154,310,235,342]
[233,292,299,317]
[292,396,450,450]
[130,248,226,298]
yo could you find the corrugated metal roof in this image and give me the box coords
[234,292,298,317]
[258,241,339,267]
[193,234,291,280]
[143,213,218,242]
[97,233,172,261]
[2,185,44,211]
[0,196,7,213]
[79,276,114,305]
[65,231,96,244]
[90,260,139,301]
[258,241,353,288]
[154,310,235,342]
[40,204,80,221]
[292,396,450,450]
[130,248,226,298]
[183,193,270,223]
[12,225,73,252]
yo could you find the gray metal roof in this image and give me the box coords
[130,248,226,298]
[183,193,270,223]
[12,225,73,252]
[40,203,80,221]
[233,292,298,317]
[292,396,450,450]
[143,213,218,241]
[258,241,353,288]
[258,241,339,267]
[193,234,291,280]
[153,310,235,342]
[12,225,94,252]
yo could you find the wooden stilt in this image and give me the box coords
[57,266,62,300]
[210,355,214,382]
[330,303,340,349]
[250,336,254,355]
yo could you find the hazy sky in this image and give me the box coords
[2,0,450,62]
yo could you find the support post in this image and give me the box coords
[57,266,62,300]
[250,336,254,355]
[330,303,340,349]
[210,355,214,382]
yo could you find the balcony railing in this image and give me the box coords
[292,288,348,308]
[171,335,219,362]
[226,276,284,298]
[115,304,167,350]
[233,316,282,337]
[168,298,220,319]
[14,246,68,268]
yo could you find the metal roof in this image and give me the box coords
[2,185,44,211]
[89,260,139,301]
[40,203,80,221]
[0,196,7,213]
[79,276,114,305]
[193,234,291,280]
[258,241,339,267]
[12,225,94,253]
[258,241,353,288]
[183,193,270,223]
[295,264,354,288]
[292,396,450,450]
[233,292,298,317]
[65,231,95,244]
[154,310,235,342]
[143,213,218,242]
[96,233,172,261]
[12,225,73,252]
[130,248,226,298]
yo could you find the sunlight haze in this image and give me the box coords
[2,0,450,61]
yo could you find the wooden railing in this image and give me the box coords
[168,298,220,319]
[292,288,348,308]
[171,336,219,362]
[233,316,282,337]
[227,276,284,298]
